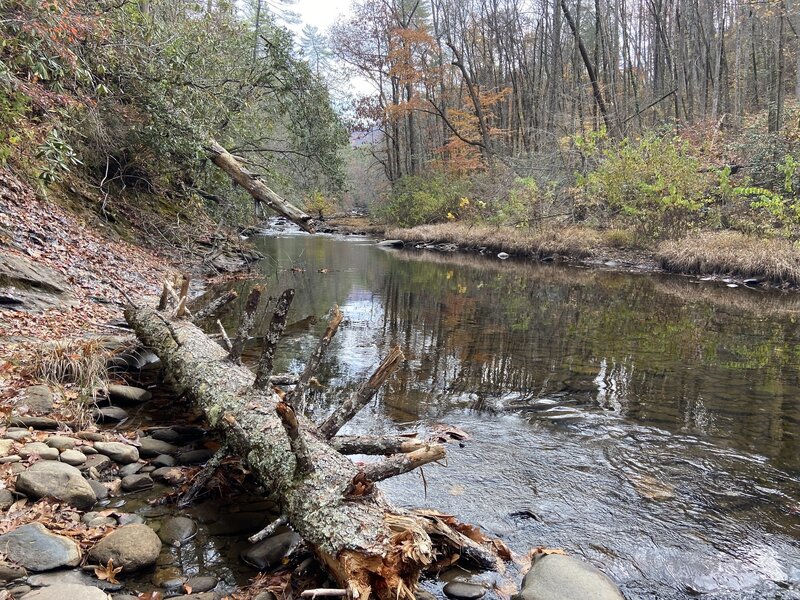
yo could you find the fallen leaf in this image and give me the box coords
[94,558,123,584]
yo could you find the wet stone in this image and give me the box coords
[59,449,86,466]
[138,437,179,457]
[177,449,213,465]
[27,568,123,591]
[0,523,81,571]
[241,531,301,570]
[17,385,54,414]
[151,454,176,468]
[45,436,76,451]
[15,461,96,509]
[185,576,218,593]
[117,513,145,526]
[118,462,143,477]
[88,524,162,572]
[19,583,110,600]
[94,442,139,465]
[443,581,486,600]
[121,473,153,492]
[513,554,624,600]
[158,516,197,547]
[150,428,181,443]
[93,406,129,423]
[19,443,59,461]
[106,384,152,404]
[152,566,185,588]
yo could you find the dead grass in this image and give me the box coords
[385,223,603,260]
[657,231,800,285]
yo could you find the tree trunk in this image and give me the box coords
[123,300,500,600]
[206,140,314,233]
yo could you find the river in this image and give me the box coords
[212,227,800,599]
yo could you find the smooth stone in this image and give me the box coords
[0,439,15,456]
[19,443,59,461]
[0,489,15,509]
[45,437,76,451]
[86,479,109,500]
[59,449,86,466]
[177,449,212,465]
[4,431,31,441]
[81,512,116,527]
[81,446,98,455]
[88,524,162,572]
[116,513,145,526]
[0,523,81,571]
[79,454,111,472]
[0,454,21,463]
[94,442,139,465]
[151,566,184,588]
[27,568,122,591]
[9,417,58,429]
[149,429,181,443]
[185,575,218,593]
[77,431,104,442]
[514,554,624,600]
[18,385,54,414]
[8,585,32,596]
[10,462,26,474]
[138,437,179,457]
[140,465,155,473]
[151,454,176,468]
[118,462,143,477]
[19,583,110,600]
[378,239,404,248]
[240,531,300,570]
[151,467,186,485]
[254,593,277,600]
[443,581,486,600]
[0,560,26,581]
[93,406,129,423]
[182,594,222,600]
[121,473,153,492]
[158,516,197,547]
[15,461,96,509]
[106,384,152,404]
[112,596,141,600]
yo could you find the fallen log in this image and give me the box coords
[124,294,503,600]
[207,140,315,233]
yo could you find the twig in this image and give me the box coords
[361,445,446,482]
[275,401,313,476]
[247,515,288,544]
[217,319,232,351]
[300,590,348,599]
[178,443,229,507]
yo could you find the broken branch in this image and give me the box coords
[361,445,446,483]
[253,288,295,389]
[275,400,314,476]
[289,305,343,412]
[193,289,239,322]
[228,285,263,362]
[332,435,429,455]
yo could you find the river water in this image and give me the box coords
[212,228,800,600]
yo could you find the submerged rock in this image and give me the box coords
[241,531,301,570]
[15,461,96,509]
[443,581,486,600]
[158,516,197,547]
[0,523,81,571]
[88,524,161,572]
[186,575,218,593]
[513,554,623,600]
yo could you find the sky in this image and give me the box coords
[288,0,351,34]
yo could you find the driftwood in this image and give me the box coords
[207,140,315,233]
[124,282,506,600]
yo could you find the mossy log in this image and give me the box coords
[125,304,458,600]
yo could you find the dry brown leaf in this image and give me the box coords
[94,558,123,584]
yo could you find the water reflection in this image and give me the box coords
[204,229,800,599]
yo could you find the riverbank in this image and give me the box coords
[340,220,800,289]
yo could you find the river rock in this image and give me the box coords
[186,575,218,593]
[152,566,185,588]
[443,582,486,600]
[150,428,181,443]
[497,252,510,260]
[177,449,212,465]
[513,554,624,600]
[82,512,117,528]
[241,531,301,570]
[254,593,277,600]
[19,583,110,600]
[18,385,54,414]
[15,461,96,509]
[0,489,15,510]
[77,431,104,442]
[151,454,176,468]
[117,513,145,526]
[0,523,81,571]
[118,462,143,477]
[45,436,76,451]
[93,406,129,423]
[139,437,179,457]
[4,428,32,441]
[80,453,111,472]
[150,466,185,485]
[86,479,109,500]
[158,516,197,547]
[27,568,123,591]
[106,384,152,404]
[88,524,162,572]
[0,560,26,581]
[0,438,14,456]
[19,442,59,461]
[121,473,153,492]
[94,442,139,465]
[58,449,86,466]
[9,416,58,430]
[378,239,405,248]
[0,454,21,464]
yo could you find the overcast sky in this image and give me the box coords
[288,0,350,33]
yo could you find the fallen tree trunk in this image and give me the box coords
[124,299,490,600]
[206,140,315,233]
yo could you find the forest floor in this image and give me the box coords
[326,216,800,290]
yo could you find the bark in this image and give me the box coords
[124,304,485,600]
[332,435,432,455]
[207,140,315,233]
